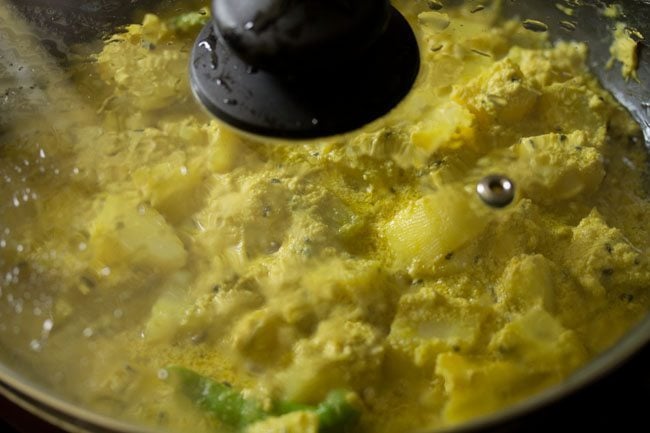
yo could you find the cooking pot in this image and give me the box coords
[0,0,649,432]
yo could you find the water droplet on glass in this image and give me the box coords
[42,319,53,332]
[622,156,636,170]
[311,118,319,125]
[522,19,549,33]
[244,21,255,31]
[198,40,213,52]
[82,327,94,338]
[471,49,491,58]
[158,368,169,380]
[29,340,42,352]
[560,20,576,32]
[99,267,111,277]
[641,101,650,116]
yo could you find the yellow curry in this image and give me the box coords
[0,1,649,432]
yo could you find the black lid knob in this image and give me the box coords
[190,0,420,139]
[213,0,391,72]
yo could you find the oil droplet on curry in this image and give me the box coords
[0,1,649,432]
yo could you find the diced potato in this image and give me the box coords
[278,318,384,403]
[388,287,494,366]
[514,131,605,203]
[90,195,187,271]
[508,43,588,87]
[427,153,474,189]
[608,22,640,80]
[383,186,488,271]
[208,126,246,173]
[232,308,301,366]
[488,307,588,370]
[300,259,386,306]
[96,18,186,112]
[563,209,647,296]
[145,291,186,343]
[133,151,203,223]
[436,353,549,423]
[536,82,608,142]
[146,284,265,345]
[452,59,539,126]
[315,194,364,241]
[495,255,556,313]
[410,101,477,156]
[143,272,191,343]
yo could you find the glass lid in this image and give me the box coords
[0,1,649,433]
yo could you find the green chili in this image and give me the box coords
[167,366,266,429]
[314,389,361,433]
[167,366,361,432]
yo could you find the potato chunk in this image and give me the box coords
[389,286,494,365]
[488,307,587,370]
[495,254,556,313]
[436,353,544,423]
[90,195,187,270]
[514,131,604,203]
[452,59,539,126]
[563,209,648,296]
[383,186,488,271]
[133,151,203,223]
[410,101,477,157]
[278,318,384,403]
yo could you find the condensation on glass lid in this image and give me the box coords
[0,1,649,433]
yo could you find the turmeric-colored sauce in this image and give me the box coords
[0,1,648,432]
